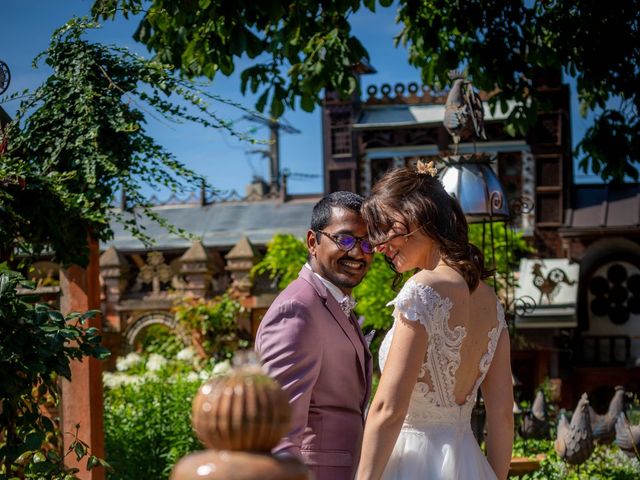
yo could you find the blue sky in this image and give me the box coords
[1,0,599,198]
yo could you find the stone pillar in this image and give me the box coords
[226,237,260,334]
[177,240,216,298]
[99,246,129,332]
[60,236,105,480]
[225,236,260,296]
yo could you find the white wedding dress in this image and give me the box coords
[378,279,507,480]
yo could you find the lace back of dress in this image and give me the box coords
[381,281,507,416]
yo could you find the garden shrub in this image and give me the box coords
[104,375,202,480]
[0,270,110,479]
[103,337,233,479]
[513,438,639,479]
[173,294,249,362]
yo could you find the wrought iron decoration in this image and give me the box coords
[0,60,10,96]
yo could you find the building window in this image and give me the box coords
[329,169,353,193]
[331,126,352,156]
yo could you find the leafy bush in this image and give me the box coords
[104,375,202,480]
[0,270,109,479]
[173,294,249,362]
[136,324,185,359]
[103,344,233,479]
[251,233,308,290]
[468,221,533,294]
[513,438,639,479]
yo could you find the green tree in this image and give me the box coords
[251,233,308,290]
[353,254,400,332]
[1,18,251,266]
[94,0,640,182]
[0,16,253,479]
[0,270,110,479]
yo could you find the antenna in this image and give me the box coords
[243,114,301,195]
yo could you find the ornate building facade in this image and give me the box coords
[320,71,639,409]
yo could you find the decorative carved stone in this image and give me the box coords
[138,251,173,296]
[99,246,130,333]
[99,246,129,300]
[226,236,260,294]
[178,240,217,297]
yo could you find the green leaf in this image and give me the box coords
[33,451,47,463]
[255,90,269,113]
[270,96,284,118]
[92,346,111,360]
[47,449,62,462]
[300,95,315,112]
[25,431,45,450]
[74,441,87,461]
[15,450,34,465]
[80,310,101,322]
[87,455,100,470]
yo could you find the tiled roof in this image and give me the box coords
[103,198,318,252]
[563,184,640,233]
[353,100,517,130]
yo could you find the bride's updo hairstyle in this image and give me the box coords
[362,160,491,292]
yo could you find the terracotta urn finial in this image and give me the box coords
[170,351,309,480]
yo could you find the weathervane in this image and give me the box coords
[443,70,486,149]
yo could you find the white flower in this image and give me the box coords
[211,360,232,377]
[103,372,144,388]
[199,370,211,381]
[146,353,168,372]
[176,346,196,362]
[186,371,199,382]
[115,352,143,372]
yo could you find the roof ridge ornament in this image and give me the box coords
[443,70,486,150]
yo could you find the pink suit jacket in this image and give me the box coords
[255,266,372,480]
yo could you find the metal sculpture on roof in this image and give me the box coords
[443,70,486,146]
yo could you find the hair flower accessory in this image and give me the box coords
[416,159,438,177]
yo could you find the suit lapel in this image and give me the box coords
[299,268,368,387]
[351,311,373,411]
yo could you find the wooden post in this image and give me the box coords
[60,235,105,480]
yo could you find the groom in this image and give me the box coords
[255,191,374,480]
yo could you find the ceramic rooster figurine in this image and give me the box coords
[589,386,626,444]
[555,393,594,465]
[519,390,550,439]
[615,412,640,459]
[531,263,576,304]
[443,71,486,145]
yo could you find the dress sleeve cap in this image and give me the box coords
[387,281,451,332]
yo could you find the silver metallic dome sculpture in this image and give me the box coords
[440,154,510,223]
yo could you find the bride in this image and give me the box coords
[356,161,514,480]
